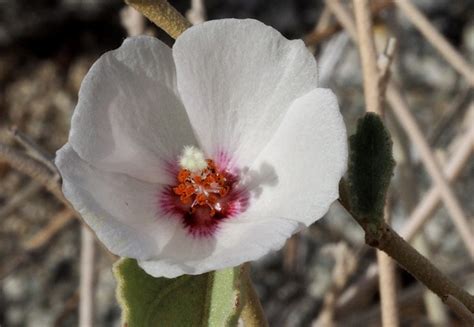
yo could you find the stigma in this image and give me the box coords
[178,146,208,172]
[173,146,230,217]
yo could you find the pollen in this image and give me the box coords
[173,150,231,217]
[178,146,208,172]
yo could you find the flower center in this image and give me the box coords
[172,146,231,217]
[159,146,249,238]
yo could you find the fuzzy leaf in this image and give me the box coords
[348,113,395,222]
[113,258,242,327]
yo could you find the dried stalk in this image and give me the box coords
[378,37,397,96]
[313,6,332,34]
[339,197,474,316]
[305,0,394,46]
[0,138,114,259]
[395,0,474,86]
[120,6,146,36]
[186,0,206,25]
[325,0,358,41]
[0,181,42,219]
[326,0,474,259]
[401,121,474,242]
[391,93,449,325]
[0,255,26,281]
[0,142,65,203]
[23,209,75,251]
[353,1,399,324]
[313,243,357,327]
[386,84,474,258]
[79,226,96,327]
[0,209,75,280]
[354,0,381,114]
[54,290,80,327]
[329,0,474,321]
[341,266,472,326]
[9,126,58,174]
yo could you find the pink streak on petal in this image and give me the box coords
[163,160,180,177]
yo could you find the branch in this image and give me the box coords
[338,194,474,317]
[445,295,474,325]
[336,123,473,312]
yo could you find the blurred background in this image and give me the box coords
[0,0,473,326]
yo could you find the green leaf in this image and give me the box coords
[113,258,243,327]
[348,113,395,222]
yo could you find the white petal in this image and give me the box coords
[56,144,180,259]
[70,36,196,184]
[138,216,301,278]
[138,89,346,278]
[173,19,318,168]
[245,88,348,226]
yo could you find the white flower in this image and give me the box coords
[56,19,348,278]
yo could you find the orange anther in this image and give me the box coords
[196,193,207,205]
[173,184,186,195]
[208,194,218,204]
[178,169,190,183]
[180,194,191,204]
[184,185,195,196]
[173,157,231,215]
[219,187,229,197]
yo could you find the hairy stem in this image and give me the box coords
[240,263,269,327]
[125,0,191,39]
